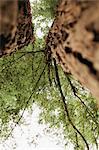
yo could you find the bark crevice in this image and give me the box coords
[46,0,99,104]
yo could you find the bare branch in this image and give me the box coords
[4,64,47,141]
[66,76,99,127]
[53,58,89,150]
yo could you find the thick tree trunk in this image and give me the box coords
[46,0,99,104]
[0,0,34,56]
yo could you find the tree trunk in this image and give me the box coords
[0,0,34,57]
[46,0,99,105]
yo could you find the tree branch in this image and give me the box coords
[4,64,47,141]
[66,76,99,126]
[75,132,79,150]
[53,58,89,150]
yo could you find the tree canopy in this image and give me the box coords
[0,0,99,150]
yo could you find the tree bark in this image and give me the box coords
[0,0,34,57]
[46,0,99,105]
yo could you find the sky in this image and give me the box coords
[0,105,72,150]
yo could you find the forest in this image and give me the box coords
[0,0,99,150]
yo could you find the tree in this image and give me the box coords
[0,0,34,56]
[46,0,99,106]
[0,0,99,150]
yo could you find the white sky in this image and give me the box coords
[0,105,73,150]
[0,105,97,150]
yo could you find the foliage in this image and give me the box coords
[36,65,99,150]
[0,0,99,150]
[32,0,59,37]
[32,0,59,19]
[0,36,49,137]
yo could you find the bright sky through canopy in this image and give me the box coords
[0,105,69,150]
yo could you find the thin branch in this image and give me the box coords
[66,76,99,126]
[4,64,47,141]
[1,50,44,71]
[17,50,45,54]
[1,53,26,71]
[53,58,89,150]
[75,132,79,150]
[47,61,52,86]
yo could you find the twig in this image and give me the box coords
[75,132,79,149]
[17,50,45,54]
[66,76,99,126]
[1,50,44,71]
[4,64,47,141]
[53,58,89,150]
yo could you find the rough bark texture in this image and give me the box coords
[46,0,99,104]
[0,0,34,56]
